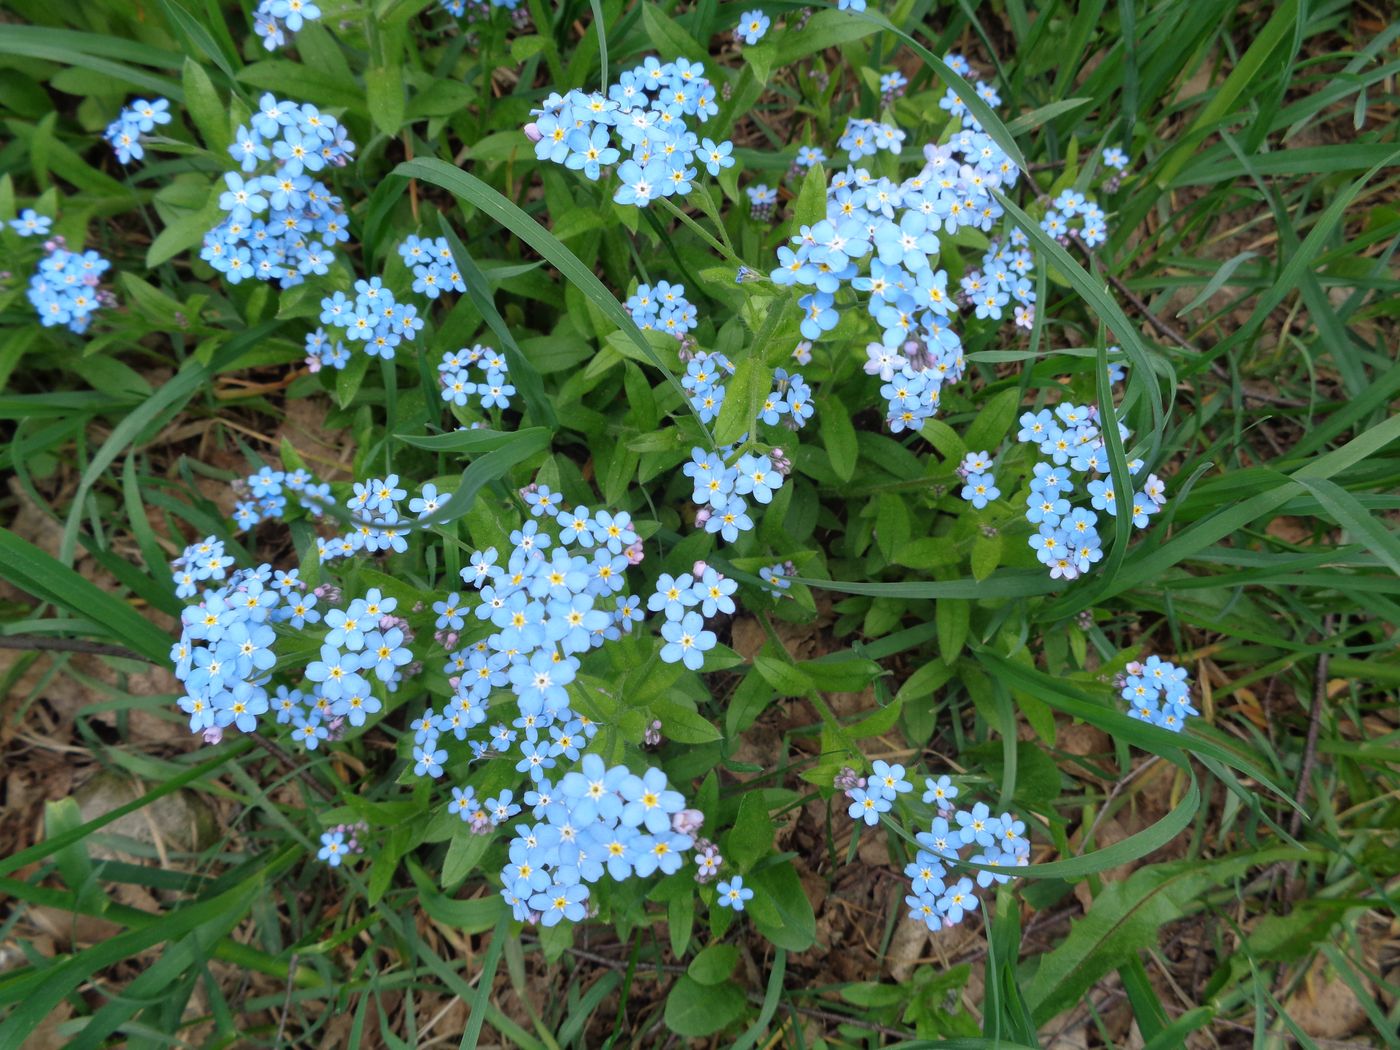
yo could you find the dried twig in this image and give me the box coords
[1100,269,1307,408]
[251,732,336,803]
[0,635,142,658]
[274,951,299,1047]
[1288,613,1337,843]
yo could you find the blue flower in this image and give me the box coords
[717,875,754,911]
[659,611,715,670]
[9,209,53,237]
[847,787,891,825]
[870,760,913,801]
[318,830,347,866]
[565,125,620,181]
[696,568,737,617]
[922,775,958,808]
[734,10,770,44]
[531,883,590,926]
[617,766,685,833]
[699,137,735,176]
[938,877,980,924]
[960,473,1000,509]
[648,573,698,620]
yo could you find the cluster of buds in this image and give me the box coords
[833,766,865,792]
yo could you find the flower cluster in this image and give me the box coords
[318,277,423,359]
[305,327,349,372]
[762,53,1055,440]
[9,209,52,238]
[104,98,171,165]
[315,473,427,562]
[493,758,705,925]
[203,95,354,288]
[880,70,909,106]
[438,344,515,411]
[229,464,333,532]
[1119,656,1196,732]
[439,0,521,17]
[651,561,736,669]
[1014,392,1167,581]
[836,117,906,159]
[317,823,367,867]
[843,765,1029,931]
[746,183,778,221]
[172,536,235,601]
[27,243,113,334]
[171,564,297,741]
[397,235,466,300]
[173,568,412,750]
[408,487,642,777]
[678,354,810,544]
[956,449,1000,509]
[626,281,697,339]
[525,57,733,208]
[1040,187,1110,249]
[252,0,321,51]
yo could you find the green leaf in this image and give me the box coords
[688,944,739,986]
[773,8,881,65]
[0,26,185,100]
[651,701,722,744]
[936,599,971,661]
[963,387,1021,453]
[847,696,904,738]
[663,975,746,1037]
[668,893,694,959]
[746,862,816,951]
[366,65,406,136]
[335,351,371,408]
[147,183,221,268]
[181,57,226,150]
[726,793,774,871]
[742,41,776,85]
[971,532,1003,581]
[1294,477,1400,578]
[820,399,858,482]
[396,427,550,454]
[713,356,770,446]
[641,4,707,62]
[442,828,492,889]
[508,34,549,63]
[894,658,953,704]
[792,162,828,229]
[753,653,812,697]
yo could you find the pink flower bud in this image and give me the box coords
[671,808,704,836]
[523,122,543,143]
